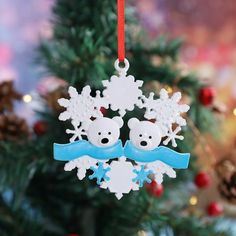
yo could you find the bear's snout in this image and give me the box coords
[140,140,147,146]
[101,138,109,144]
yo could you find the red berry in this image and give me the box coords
[199,87,216,106]
[33,120,48,136]
[146,180,164,197]
[194,172,211,188]
[207,201,223,217]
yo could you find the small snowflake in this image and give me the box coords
[64,156,98,180]
[66,125,87,143]
[146,161,176,184]
[102,74,143,116]
[133,165,152,187]
[140,89,189,134]
[163,126,184,147]
[89,162,111,185]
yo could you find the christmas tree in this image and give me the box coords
[0,0,233,235]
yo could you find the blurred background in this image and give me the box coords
[0,0,236,235]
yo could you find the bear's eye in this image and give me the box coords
[98,132,101,135]
[108,132,111,135]
[139,134,142,137]
[149,136,152,139]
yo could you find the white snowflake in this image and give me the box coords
[140,88,189,134]
[146,161,176,184]
[163,126,184,147]
[65,124,87,143]
[100,157,139,199]
[58,86,108,141]
[64,156,98,180]
[102,59,143,116]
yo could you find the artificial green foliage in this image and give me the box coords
[0,0,232,235]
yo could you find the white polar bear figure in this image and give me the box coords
[65,116,124,181]
[128,118,162,151]
[127,117,176,184]
[87,117,123,147]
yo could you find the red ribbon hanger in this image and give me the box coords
[117,0,125,62]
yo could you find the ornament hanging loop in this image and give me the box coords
[114,58,129,76]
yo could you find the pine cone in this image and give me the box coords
[44,86,68,113]
[216,159,236,204]
[218,173,236,204]
[0,81,22,113]
[0,114,29,141]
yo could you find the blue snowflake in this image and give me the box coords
[89,162,111,185]
[133,165,152,187]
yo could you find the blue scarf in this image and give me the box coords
[124,141,190,169]
[54,140,123,161]
[54,140,190,169]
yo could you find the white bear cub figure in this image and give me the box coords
[128,118,162,151]
[87,117,123,147]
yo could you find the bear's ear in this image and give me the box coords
[112,116,124,128]
[128,118,139,129]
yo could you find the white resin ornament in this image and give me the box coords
[139,88,189,137]
[87,117,123,147]
[100,157,139,199]
[128,118,162,151]
[163,126,184,147]
[64,156,98,180]
[58,86,108,142]
[54,58,191,199]
[102,59,143,116]
[146,161,176,184]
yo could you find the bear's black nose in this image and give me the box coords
[140,141,147,146]
[101,138,109,144]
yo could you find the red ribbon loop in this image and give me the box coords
[117,0,125,62]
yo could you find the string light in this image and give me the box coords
[189,196,198,206]
[138,230,147,236]
[233,108,236,116]
[23,94,32,103]
[165,86,173,93]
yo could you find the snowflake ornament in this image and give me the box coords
[58,86,108,142]
[133,165,152,187]
[66,125,87,143]
[100,157,139,199]
[102,59,143,116]
[140,88,190,134]
[89,162,111,185]
[64,156,98,180]
[146,161,176,184]
[54,58,191,199]
[163,126,184,147]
